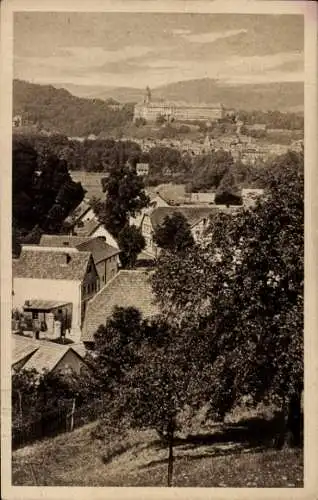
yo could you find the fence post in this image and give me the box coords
[69,398,76,432]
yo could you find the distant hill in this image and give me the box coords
[13,78,303,137]
[13,79,134,137]
[56,78,304,113]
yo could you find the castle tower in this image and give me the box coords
[144,86,151,104]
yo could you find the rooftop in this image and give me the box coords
[81,270,160,342]
[39,235,119,263]
[12,335,39,365]
[13,246,92,281]
[12,335,86,373]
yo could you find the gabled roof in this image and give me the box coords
[76,237,119,263]
[148,206,238,230]
[12,335,39,365]
[39,235,119,263]
[81,270,159,342]
[12,335,87,373]
[13,246,92,281]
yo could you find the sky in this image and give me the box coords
[14,12,304,89]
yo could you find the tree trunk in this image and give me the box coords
[167,422,175,487]
[275,395,288,449]
[18,391,23,423]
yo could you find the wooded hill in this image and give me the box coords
[13,79,134,137]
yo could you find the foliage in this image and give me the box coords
[153,212,195,253]
[94,164,150,237]
[152,151,303,428]
[93,306,201,485]
[215,169,243,206]
[237,109,304,131]
[12,366,96,429]
[13,79,134,136]
[12,137,85,253]
[118,225,146,268]
[191,150,234,192]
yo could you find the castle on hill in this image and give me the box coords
[133,86,226,123]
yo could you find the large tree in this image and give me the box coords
[12,137,85,251]
[94,164,150,238]
[153,212,195,253]
[117,224,146,268]
[93,307,200,486]
[152,151,304,442]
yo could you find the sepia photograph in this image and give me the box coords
[1,0,316,496]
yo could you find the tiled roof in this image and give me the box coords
[13,246,92,281]
[39,235,119,263]
[77,238,119,263]
[81,270,160,342]
[12,335,87,373]
[12,335,39,365]
[22,342,72,372]
[149,206,238,230]
[39,235,90,247]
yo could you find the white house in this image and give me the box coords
[12,246,99,343]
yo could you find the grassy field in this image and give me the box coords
[12,417,303,487]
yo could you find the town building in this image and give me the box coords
[12,245,99,342]
[81,270,159,348]
[39,235,120,286]
[133,87,225,123]
[68,217,119,249]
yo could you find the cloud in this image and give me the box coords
[171,28,192,36]
[184,29,248,44]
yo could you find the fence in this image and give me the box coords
[12,398,105,450]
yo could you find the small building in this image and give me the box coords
[81,270,159,348]
[12,246,99,342]
[12,334,88,375]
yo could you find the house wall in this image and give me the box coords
[12,278,82,341]
[52,350,85,375]
[91,225,119,249]
[95,256,119,287]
